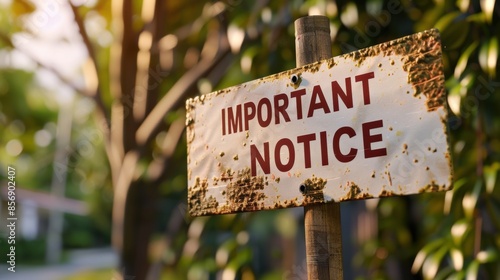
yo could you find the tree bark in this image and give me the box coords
[120,179,157,279]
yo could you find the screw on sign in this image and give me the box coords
[186,15,453,279]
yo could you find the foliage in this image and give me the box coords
[62,268,115,280]
[349,1,500,279]
[0,2,113,263]
[0,237,46,264]
[410,0,500,278]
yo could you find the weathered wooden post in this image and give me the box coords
[295,16,343,279]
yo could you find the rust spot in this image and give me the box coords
[379,189,396,197]
[343,29,445,112]
[188,177,219,216]
[371,171,376,178]
[190,167,271,216]
[339,182,372,201]
[303,61,322,73]
[274,197,300,208]
[327,59,337,69]
[419,182,439,193]
[387,171,392,186]
[219,152,225,157]
[220,168,267,213]
[233,154,239,160]
[199,94,206,104]
[219,168,234,182]
[345,183,361,199]
[357,193,374,199]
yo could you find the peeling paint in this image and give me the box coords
[327,59,337,69]
[188,177,214,216]
[342,183,361,200]
[379,189,396,197]
[343,29,445,112]
[418,181,447,193]
[221,168,267,213]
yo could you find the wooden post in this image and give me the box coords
[295,16,344,280]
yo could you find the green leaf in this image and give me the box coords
[479,40,490,74]
[456,0,470,13]
[434,266,454,280]
[484,164,498,194]
[454,41,479,79]
[487,37,498,78]
[417,6,445,31]
[451,219,470,245]
[450,248,464,270]
[412,238,445,273]
[466,12,487,23]
[435,11,461,31]
[435,12,470,50]
[462,180,483,219]
[422,245,449,280]
[465,260,480,280]
[447,89,460,115]
[476,248,499,263]
[452,270,467,280]
[480,0,496,23]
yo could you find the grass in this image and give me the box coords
[61,268,115,280]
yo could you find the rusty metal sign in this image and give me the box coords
[186,29,453,216]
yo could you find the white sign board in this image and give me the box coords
[186,29,452,216]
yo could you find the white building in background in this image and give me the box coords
[0,185,88,240]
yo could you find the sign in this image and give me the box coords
[186,29,452,216]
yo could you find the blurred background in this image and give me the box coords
[0,0,499,279]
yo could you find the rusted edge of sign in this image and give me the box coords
[186,29,452,216]
[345,29,445,112]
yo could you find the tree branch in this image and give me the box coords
[135,37,230,147]
[147,113,186,181]
[111,150,140,254]
[69,3,97,68]
[148,51,233,185]
[69,3,110,123]
[108,0,140,182]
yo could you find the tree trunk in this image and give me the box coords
[121,179,158,279]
